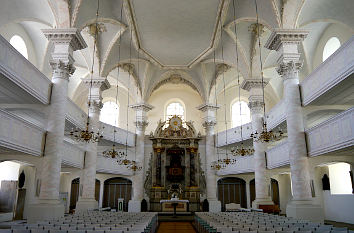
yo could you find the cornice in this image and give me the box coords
[197,103,220,112]
[265,28,308,51]
[42,28,87,51]
[240,78,269,91]
[129,102,154,112]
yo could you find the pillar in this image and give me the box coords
[265,29,323,222]
[76,76,109,212]
[128,103,153,212]
[197,103,221,212]
[28,28,87,223]
[241,79,273,208]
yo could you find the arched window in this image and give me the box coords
[231,101,251,128]
[323,37,341,62]
[10,35,28,59]
[100,101,119,127]
[166,102,185,120]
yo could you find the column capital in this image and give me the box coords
[265,29,308,51]
[135,121,149,132]
[82,76,110,107]
[248,101,264,114]
[49,60,75,81]
[276,60,303,79]
[130,102,153,126]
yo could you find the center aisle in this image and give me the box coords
[156,222,197,233]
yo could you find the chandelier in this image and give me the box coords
[118,158,131,166]
[250,122,283,143]
[231,142,254,156]
[211,160,223,171]
[249,0,283,143]
[70,118,103,143]
[102,144,126,159]
[127,160,142,171]
[222,158,236,166]
[70,0,103,143]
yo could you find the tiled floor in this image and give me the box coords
[156,222,196,233]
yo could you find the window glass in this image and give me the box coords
[166,102,184,120]
[10,35,28,59]
[232,101,251,128]
[323,37,340,62]
[100,101,119,127]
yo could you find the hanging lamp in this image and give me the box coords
[249,0,283,143]
[230,0,255,156]
[70,0,103,143]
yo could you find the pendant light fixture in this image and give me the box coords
[70,0,103,143]
[249,0,283,143]
[230,0,255,156]
[103,1,125,159]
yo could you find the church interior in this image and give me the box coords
[0,0,353,232]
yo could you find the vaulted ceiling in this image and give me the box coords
[1,0,353,107]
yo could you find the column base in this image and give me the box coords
[286,199,324,223]
[27,200,64,223]
[128,200,141,212]
[208,199,221,212]
[75,198,98,213]
[252,197,274,208]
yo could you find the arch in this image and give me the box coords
[217,177,247,211]
[10,35,28,59]
[164,98,186,121]
[323,37,341,62]
[103,177,132,211]
[271,178,280,206]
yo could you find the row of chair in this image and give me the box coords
[195,212,352,233]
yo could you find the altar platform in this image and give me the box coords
[158,212,194,222]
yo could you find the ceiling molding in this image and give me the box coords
[124,0,230,69]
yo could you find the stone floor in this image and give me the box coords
[156,222,196,233]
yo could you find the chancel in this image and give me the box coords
[0,0,353,233]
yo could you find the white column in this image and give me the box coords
[241,79,273,208]
[265,29,323,222]
[76,76,109,212]
[245,180,251,209]
[28,29,86,223]
[128,103,153,212]
[197,103,221,212]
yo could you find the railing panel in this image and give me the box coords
[217,122,252,147]
[266,100,286,129]
[101,123,135,147]
[217,155,255,175]
[61,141,85,168]
[0,109,45,156]
[66,98,87,129]
[306,107,354,157]
[0,35,51,104]
[266,140,290,169]
[96,155,133,175]
[301,36,354,106]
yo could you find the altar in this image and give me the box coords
[144,115,206,212]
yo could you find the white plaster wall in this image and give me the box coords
[323,191,354,224]
[312,23,353,72]
[21,165,39,219]
[146,84,203,134]
[0,22,38,68]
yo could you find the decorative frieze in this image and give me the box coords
[265,29,308,52]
